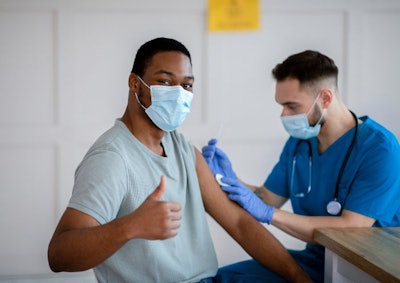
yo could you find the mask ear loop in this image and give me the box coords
[135,75,152,109]
[306,93,322,116]
[305,92,325,127]
[137,75,151,89]
[315,108,326,126]
[134,92,147,110]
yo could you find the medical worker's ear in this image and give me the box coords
[320,88,333,108]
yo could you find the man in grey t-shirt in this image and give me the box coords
[47,37,311,283]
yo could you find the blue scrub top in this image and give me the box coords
[265,116,400,227]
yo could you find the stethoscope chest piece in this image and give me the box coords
[327,199,342,215]
[325,110,358,217]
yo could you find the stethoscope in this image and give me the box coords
[290,111,358,215]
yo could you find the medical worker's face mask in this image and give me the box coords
[280,93,325,140]
[135,76,193,132]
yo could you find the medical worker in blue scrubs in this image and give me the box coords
[202,50,400,283]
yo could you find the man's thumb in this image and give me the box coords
[149,175,166,200]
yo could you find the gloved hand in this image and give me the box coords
[220,176,274,224]
[201,139,237,180]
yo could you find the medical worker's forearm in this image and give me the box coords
[271,209,375,243]
[271,209,318,242]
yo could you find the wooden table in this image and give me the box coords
[314,227,400,283]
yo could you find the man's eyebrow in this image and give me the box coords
[281,101,299,107]
[155,69,194,81]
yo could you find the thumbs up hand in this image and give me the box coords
[148,175,168,201]
[126,176,182,240]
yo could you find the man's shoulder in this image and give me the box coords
[360,116,398,145]
[168,130,194,151]
[83,120,133,159]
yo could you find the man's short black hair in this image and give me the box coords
[272,50,338,87]
[131,37,192,76]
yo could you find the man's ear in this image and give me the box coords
[320,88,333,108]
[128,73,139,91]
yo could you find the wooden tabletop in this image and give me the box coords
[314,227,400,283]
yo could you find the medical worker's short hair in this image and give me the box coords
[272,50,338,88]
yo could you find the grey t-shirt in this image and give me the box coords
[69,119,218,283]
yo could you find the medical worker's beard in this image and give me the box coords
[310,103,326,127]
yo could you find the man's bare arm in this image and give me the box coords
[48,176,181,272]
[195,148,311,283]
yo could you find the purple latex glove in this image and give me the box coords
[220,176,274,224]
[201,139,237,180]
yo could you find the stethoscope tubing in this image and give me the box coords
[290,110,358,215]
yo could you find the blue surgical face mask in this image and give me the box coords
[136,76,193,132]
[280,94,325,140]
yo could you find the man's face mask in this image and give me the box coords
[135,76,193,132]
[280,93,325,140]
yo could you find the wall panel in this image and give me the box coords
[351,11,400,135]
[0,146,56,275]
[0,11,55,126]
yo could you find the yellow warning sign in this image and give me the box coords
[208,0,260,32]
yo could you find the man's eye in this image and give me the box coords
[158,80,171,85]
[286,104,298,111]
[182,83,193,90]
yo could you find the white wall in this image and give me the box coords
[0,0,399,282]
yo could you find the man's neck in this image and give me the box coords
[121,110,166,156]
[317,109,356,153]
